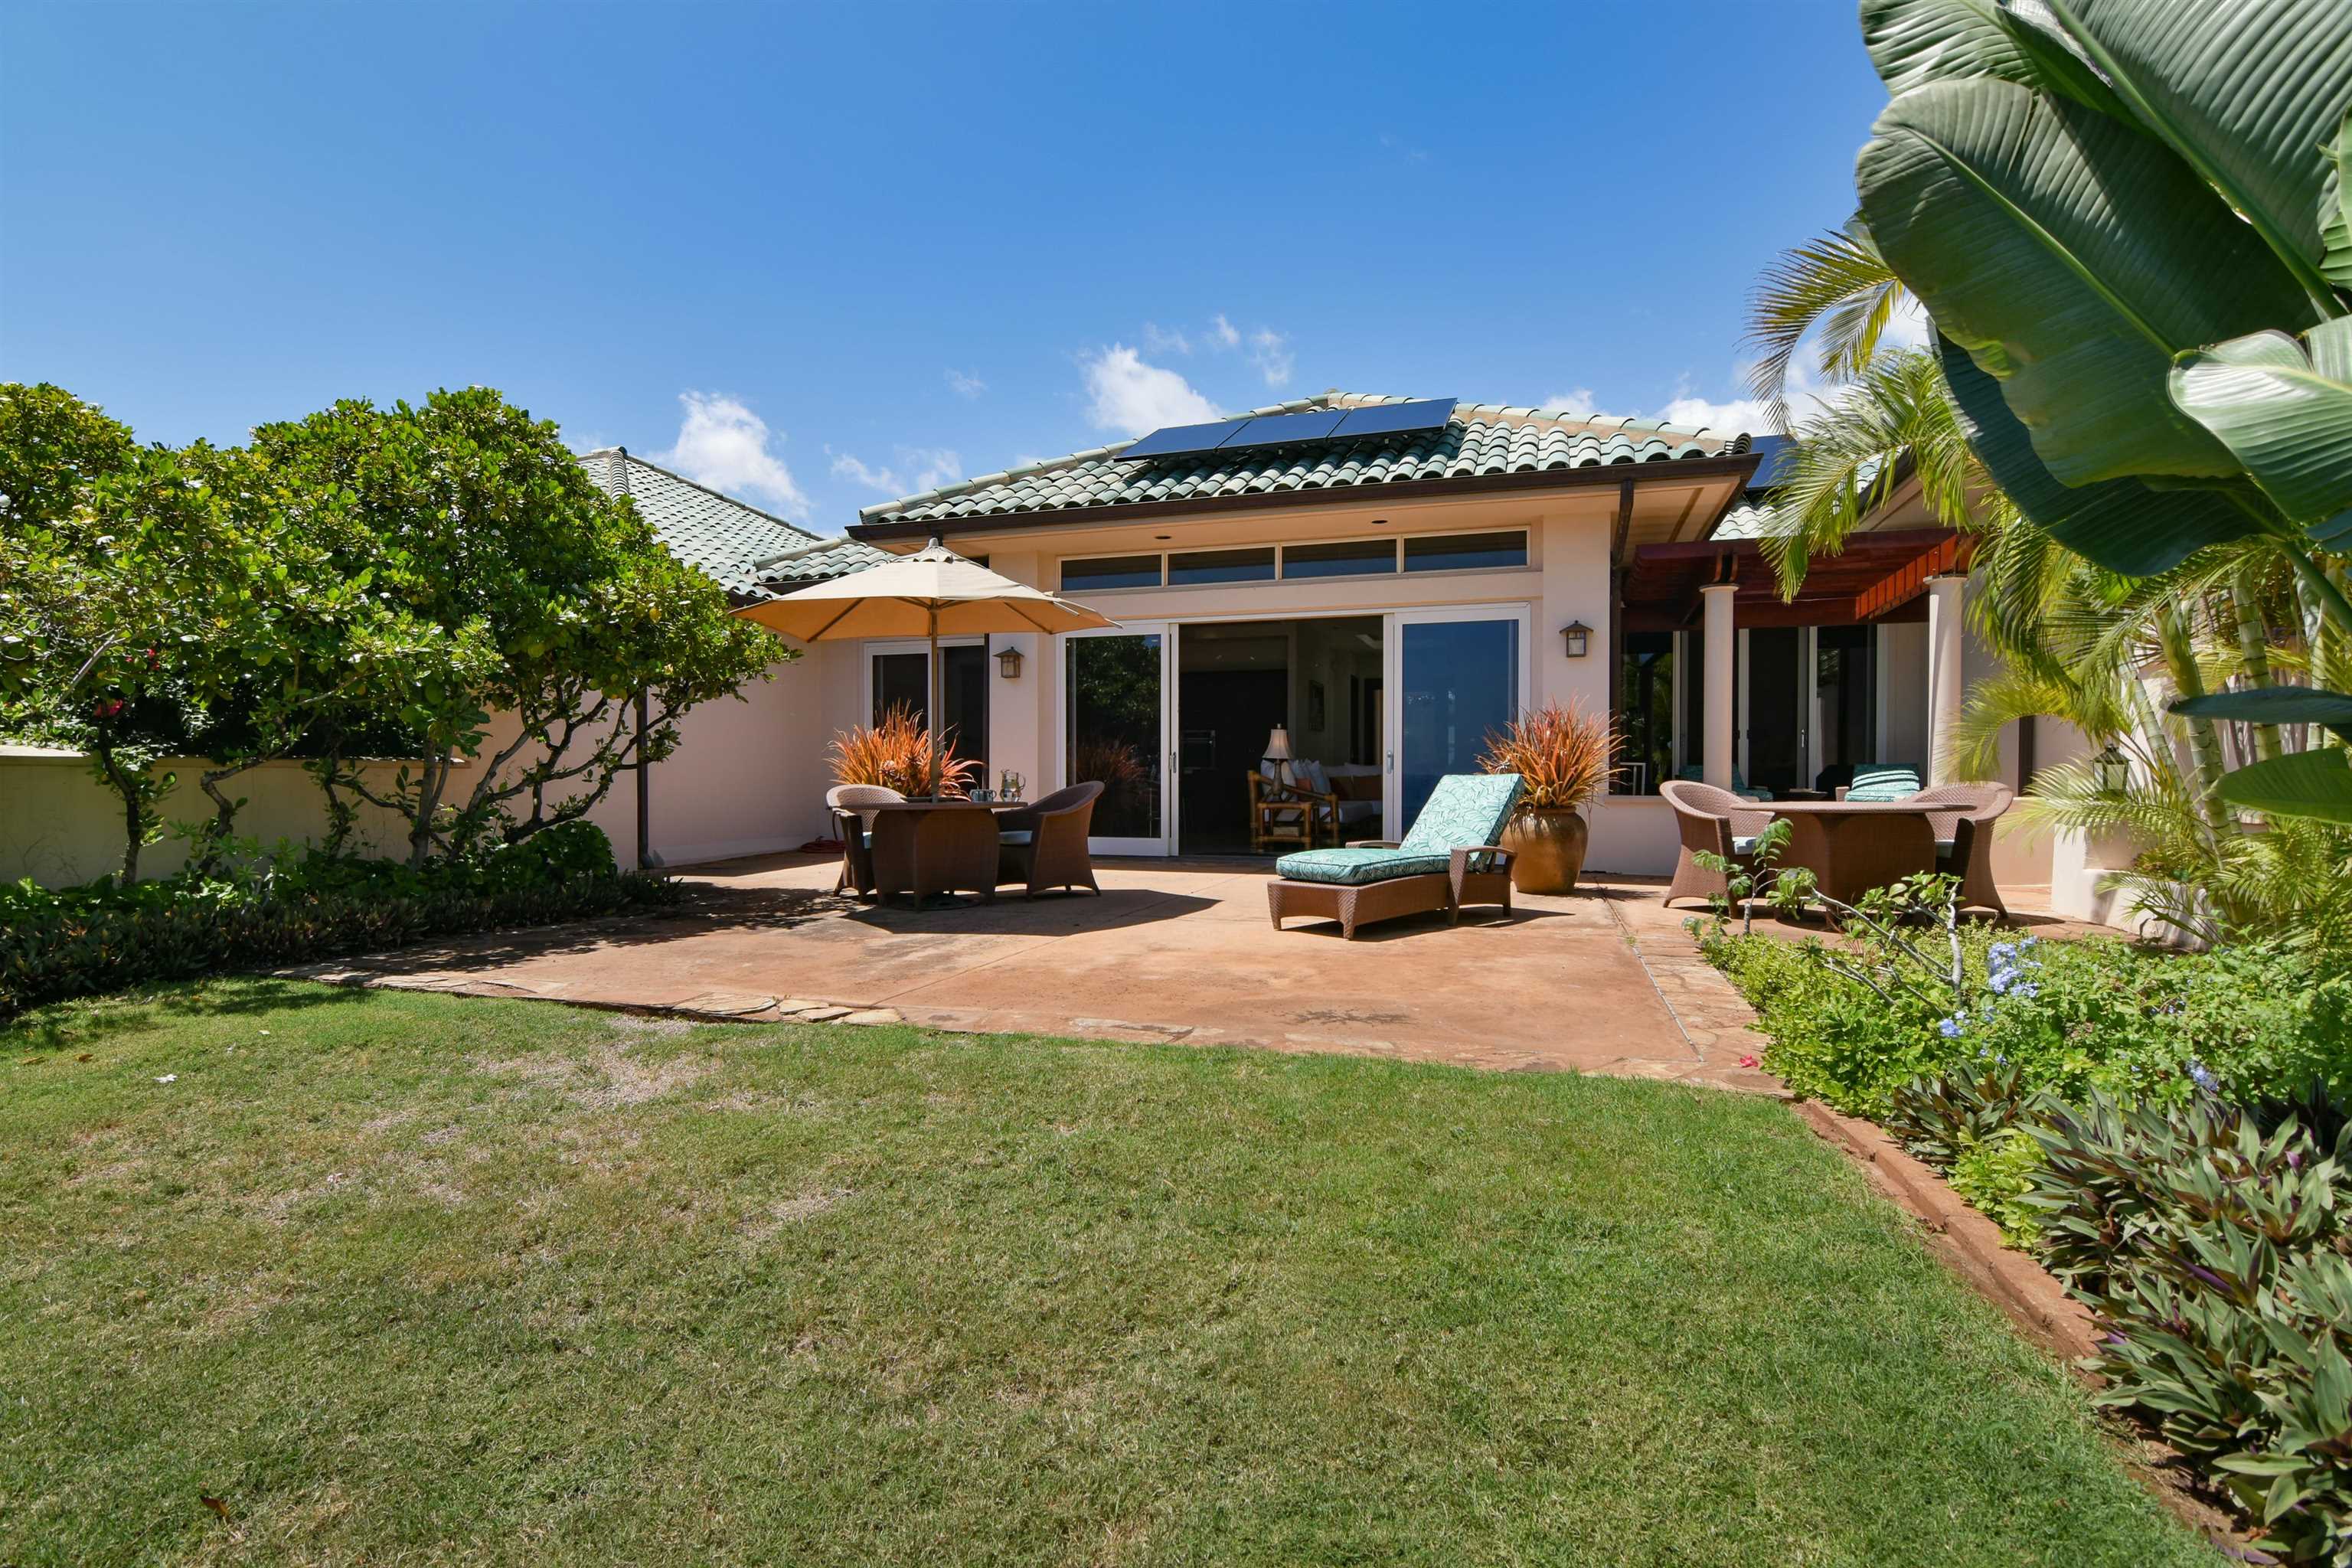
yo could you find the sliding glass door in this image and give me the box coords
[1063,623,1171,855]
[1387,607,1530,832]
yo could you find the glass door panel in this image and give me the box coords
[1391,610,1527,831]
[1064,627,1169,854]
[1743,627,1805,796]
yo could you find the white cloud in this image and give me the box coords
[1081,344,1219,436]
[830,445,964,496]
[1209,312,1240,350]
[944,368,987,399]
[1541,387,1599,418]
[1246,328,1294,388]
[1142,322,1192,355]
[1880,296,1932,352]
[658,392,810,517]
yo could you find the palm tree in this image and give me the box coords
[1740,213,1915,436]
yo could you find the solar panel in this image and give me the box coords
[1212,409,1349,453]
[1121,418,1246,460]
[1329,398,1458,439]
[1744,433,1795,493]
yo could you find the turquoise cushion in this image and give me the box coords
[998,829,1033,846]
[1399,773,1523,854]
[1275,848,1450,887]
[1732,835,1759,855]
[1847,765,1922,802]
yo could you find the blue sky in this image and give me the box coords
[3,2,1894,534]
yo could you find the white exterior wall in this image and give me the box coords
[0,648,843,886]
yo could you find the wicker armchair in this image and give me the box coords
[1906,782,2016,917]
[996,780,1105,898]
[1659,779,1775,909]
[825,784,905,896]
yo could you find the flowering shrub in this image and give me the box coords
[1707,927,2352,1117]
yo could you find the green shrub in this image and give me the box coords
[1948,1128,2047,1247]
[2027,1093,2352,1565]
[1706,929,2352,1118]
[0,829,676,1020]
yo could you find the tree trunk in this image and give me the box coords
[2155,603,2232,834]
[2228,565,2282,763]
[91,730,145,885]
[194,763,256,874]
[407,756,450,867]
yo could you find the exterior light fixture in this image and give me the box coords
[1560,619,1592,658]
[2093,742,2129,795]
[995,645,1024,680]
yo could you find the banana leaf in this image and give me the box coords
[2172,320,2352,534]
[2215,746,2352,825]
[1860,0,2123,117]
[1939,335,2263,576]
[2053,0,2352,303]
[2171,687,2352,746]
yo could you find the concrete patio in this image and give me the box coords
[294,854,2096,1093]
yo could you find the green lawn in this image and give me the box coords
[4,980,2211,1566]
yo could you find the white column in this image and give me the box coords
[1700,583,1737,790]
[1926,574,1967,786]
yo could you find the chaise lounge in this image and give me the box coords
[1266,773,1522,939]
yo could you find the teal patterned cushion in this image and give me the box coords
[1847,765,1921,802]
[1275,848,1450,887]
[997,829,1033,846]
[1398,773,1524,854]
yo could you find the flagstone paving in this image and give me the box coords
[295,854,2092,1090]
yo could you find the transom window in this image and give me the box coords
[1058,529,1530,591]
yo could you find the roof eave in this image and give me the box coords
[847,451,1762,544]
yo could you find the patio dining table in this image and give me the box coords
[866,798,1026,906]
[1760,798,1939,908]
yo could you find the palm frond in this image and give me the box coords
[1741,213,1911,433]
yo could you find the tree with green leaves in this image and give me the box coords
[246,388,782,865]
[1850,0,2352,822]
[0,386,215,881]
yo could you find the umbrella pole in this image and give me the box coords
[926,608,941,799]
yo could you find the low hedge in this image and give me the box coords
[0,823,680,1020]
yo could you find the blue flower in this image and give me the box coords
[1988,942,2017,965]
[2008,982,2038,1001]
[1938,1013,1967,1039]
[2189,1060,2219,1093]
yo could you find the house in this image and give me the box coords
[757,390,2066,889]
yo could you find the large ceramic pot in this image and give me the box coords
[1501,808,1589,893]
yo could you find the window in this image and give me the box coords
[1403,531,1528,573]
[1168,547,1275,585]
[1615,631,1675,795]
[871,645,989,764]
[1282,538,1396,579]
[1060,554,1163,591]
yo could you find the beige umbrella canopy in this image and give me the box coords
[733,538,1117,795]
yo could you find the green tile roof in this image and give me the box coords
[857,392,1753,528]
[577,448,891,599]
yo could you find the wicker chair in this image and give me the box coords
[825,784,905,896]
[1659,779,1775,909]
[1906,782,2016,918]
[995,780,1105,898]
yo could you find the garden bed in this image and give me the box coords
[1700,910,2352,1566]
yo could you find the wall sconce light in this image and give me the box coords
[996,645,1024,680]
[2092,742,2128,795]
[1560,619,1592,658]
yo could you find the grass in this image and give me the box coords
[2,978,2214,1566]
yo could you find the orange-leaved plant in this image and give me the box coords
[828,704,979,799]
[1478,699,1619,815]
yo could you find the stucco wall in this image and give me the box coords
[0,652,840,886]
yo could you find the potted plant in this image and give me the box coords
[1478,700,1618,893]
[828,704,979,799]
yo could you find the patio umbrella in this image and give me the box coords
[733,538,1117,797]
